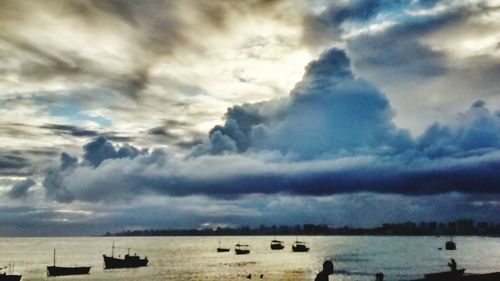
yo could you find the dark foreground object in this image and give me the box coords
[0,273,22,281]
[103,254,148,269]
[47,266,91,277]
[411,271,500,281]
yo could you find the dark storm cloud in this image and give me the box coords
[0,147,60,176]
[346,8,466,77]
[43,153,78,203]
[303,0,409,45]
[303,0,500,80]
[41,124,98,137]
[39,48,500,203]
[148,127,171,136]
[0,155,28,170]
[0,152,37,176]
[6,178,36,199]
[42,137,143,202]
[82,136,141,167]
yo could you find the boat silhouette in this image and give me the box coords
[216,240,230,252]
[46,249,91,277]
[292,240,309,252]
[409,269,500,280]
[0,264,21,281]
[103,242,148,269]
[424,269,465,280]
[270,240,284,250]
[234,244,250,255]
[446,239,456,250]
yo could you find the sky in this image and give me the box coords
[1,0,500,236]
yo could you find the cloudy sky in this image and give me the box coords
[2,0,500,236]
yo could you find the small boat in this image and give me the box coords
[0,264,21,281]
[0,273,22,281]
[270,240,284,250]
[235,244,250,255]
[410,271,500,281]
[424,269,465,280]
[446,240,456,250]
[217,240,230,252]
[47,249,91,277]
[103,242,148,269]
[292,240,309,252]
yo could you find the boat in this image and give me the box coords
[292,240,309,252]
[270,240,284,250]
[424,269,465,280]
[410,270,500,281]
[0,273,22,281]
[47,249,91,277]
[0,264,21,281]
[446,240,456,250]
[103,242,148,269]
[217,240,230,252]
[234,244,250,255]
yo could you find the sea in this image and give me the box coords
[1,236,499,281]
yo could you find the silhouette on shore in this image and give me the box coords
[448,258,457,272]
[315,260,334,281]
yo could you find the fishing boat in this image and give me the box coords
[0,264,21,281]
[424,269,465,280]
[217,240,230,252]
[234,244,250,255]
[103,242,148,269]
[409,269,500,281]
[270,240,284,250]
[47,249,91,277]
[292,240,309,252]
[446,239,456,250]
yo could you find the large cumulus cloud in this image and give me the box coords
[197,49,412,158]
[41,48,500,203]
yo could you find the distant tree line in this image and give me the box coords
[105,219,500,237]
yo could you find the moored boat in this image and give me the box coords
[0,264,21,281]
[446,240,456,250]
[270,240,284,250]
[0,273,22,281]
[235,244,250,255]
[410,270,500,281]
[47,266,91,277]
[103,242,148,269]
[47,249,91,277]
[292,240,309,252]
[217,240,230,252]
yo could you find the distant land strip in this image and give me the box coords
[106,219,500,237]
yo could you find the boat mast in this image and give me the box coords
[53,249,56,267]
[112,241,115,257]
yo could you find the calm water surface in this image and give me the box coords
[1,236,499,281]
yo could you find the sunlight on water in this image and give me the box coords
[0,236,499,281]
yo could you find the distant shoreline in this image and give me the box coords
[105,220,500,237]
